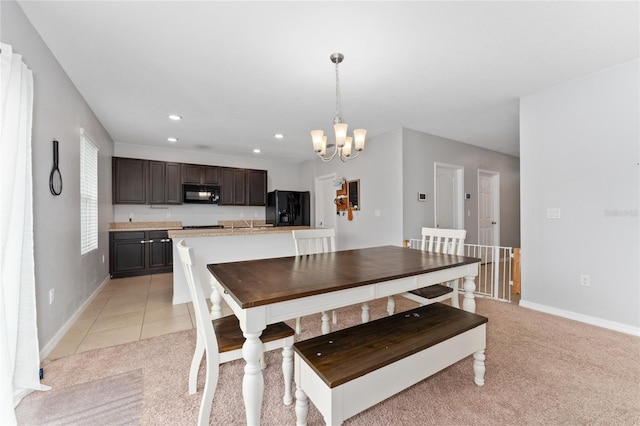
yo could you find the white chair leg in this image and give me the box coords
[189,333,205,394]
[260,343,267,370]
[295,317,302,334]
[387,295,395,315]
[451,280,460,309]
[361,302,370,323]
[332,310,338,324]
[282,345,293,405]
[321,311,331,335]
[198,350,219,426]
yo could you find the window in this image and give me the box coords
[80,132,98,254]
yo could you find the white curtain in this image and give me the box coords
[1,43,49,424]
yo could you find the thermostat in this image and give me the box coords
[417,193,427,202]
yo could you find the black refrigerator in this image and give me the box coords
[266,190,310,227]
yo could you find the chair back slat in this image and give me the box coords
[292,228,336,255]
[176,240,220,360]
[421,227,466,255]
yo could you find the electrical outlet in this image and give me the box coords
[547,208,561,219]
[49,289,55,305]
[580,274,590,287]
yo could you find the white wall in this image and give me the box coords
[520,59,639,332]
[114,143,308,225]
[402,128,521,246]
[3,1,115,348]
[308,128,404,250]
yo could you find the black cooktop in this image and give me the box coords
[182,225,224,229]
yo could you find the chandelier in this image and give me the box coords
[311,53,366,162]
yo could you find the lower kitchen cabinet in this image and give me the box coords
[109,230,173,278]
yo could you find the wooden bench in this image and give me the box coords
[293,303,488,426]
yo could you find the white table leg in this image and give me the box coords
[473,349,486,386]
[242,331,264,426]
[462,274,477,313]
[210,284,223,319]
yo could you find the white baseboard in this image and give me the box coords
[519,299,640,337]
[39,276,111,360]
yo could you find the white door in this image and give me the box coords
[434,163,464,229]
[315,174,336,229]
[478,170,499,247]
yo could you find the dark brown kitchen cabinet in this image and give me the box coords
[113,158,147,204]
[109,230,173,278]
[113,157,181,204]
[182,164,220,185]
[220,167,247,205]
[149,161,182,204]
[247,169,267,206]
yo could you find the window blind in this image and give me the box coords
[80,133,99,255]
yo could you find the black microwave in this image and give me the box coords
[183,185,220,204]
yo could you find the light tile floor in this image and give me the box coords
[46,273,213,361]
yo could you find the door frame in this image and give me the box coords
[315,173,337,229]
[433,162,464,230]
[477,169,500,247]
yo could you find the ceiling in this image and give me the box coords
[16,1,639,163]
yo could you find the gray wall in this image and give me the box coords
[2,1,115,349]
[402,128,520,246]
[520,59,639,330]
[307,128,405,250]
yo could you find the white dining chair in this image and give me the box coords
[388,227,467,314]
[292,228,370,335]
[176,240,295,426]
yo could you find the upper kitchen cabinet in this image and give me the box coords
[149,161,182,204]
[220,167,267,206]
[113,157,147,204]
[220,167,246,205]
[247,168,267,206]
[113,157,181,205]
[182,164,220,185]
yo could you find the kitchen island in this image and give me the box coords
[167,226,311,305]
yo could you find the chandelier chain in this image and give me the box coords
[334,60,342,125]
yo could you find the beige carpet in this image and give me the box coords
[15,369,143,425]
[16,297,640,425]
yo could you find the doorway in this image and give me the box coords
[434,163,464,229]
[315,173,337,229]
[478,170,500,247]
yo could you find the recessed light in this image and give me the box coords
[274,133,284,139]
[167,137,178,143]
[253,149,261,154]
[168,114,182,121]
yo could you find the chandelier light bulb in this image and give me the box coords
[310,52,366,162]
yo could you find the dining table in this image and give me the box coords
[206,245,480,425]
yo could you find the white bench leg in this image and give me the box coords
[473,349,486,386]
[295,317,302,334]
[295,387,309,426]
[282,345,293,405]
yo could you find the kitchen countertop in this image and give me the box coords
[168,226,311,238]
[109,221,183,232]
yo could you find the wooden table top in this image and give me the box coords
[207,245,480,309]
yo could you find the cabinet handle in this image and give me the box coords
[160,238,171,243]
[140,239,155,244]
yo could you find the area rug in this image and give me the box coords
[15,368,143,425]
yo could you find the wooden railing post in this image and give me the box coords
[512,248,521,294]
